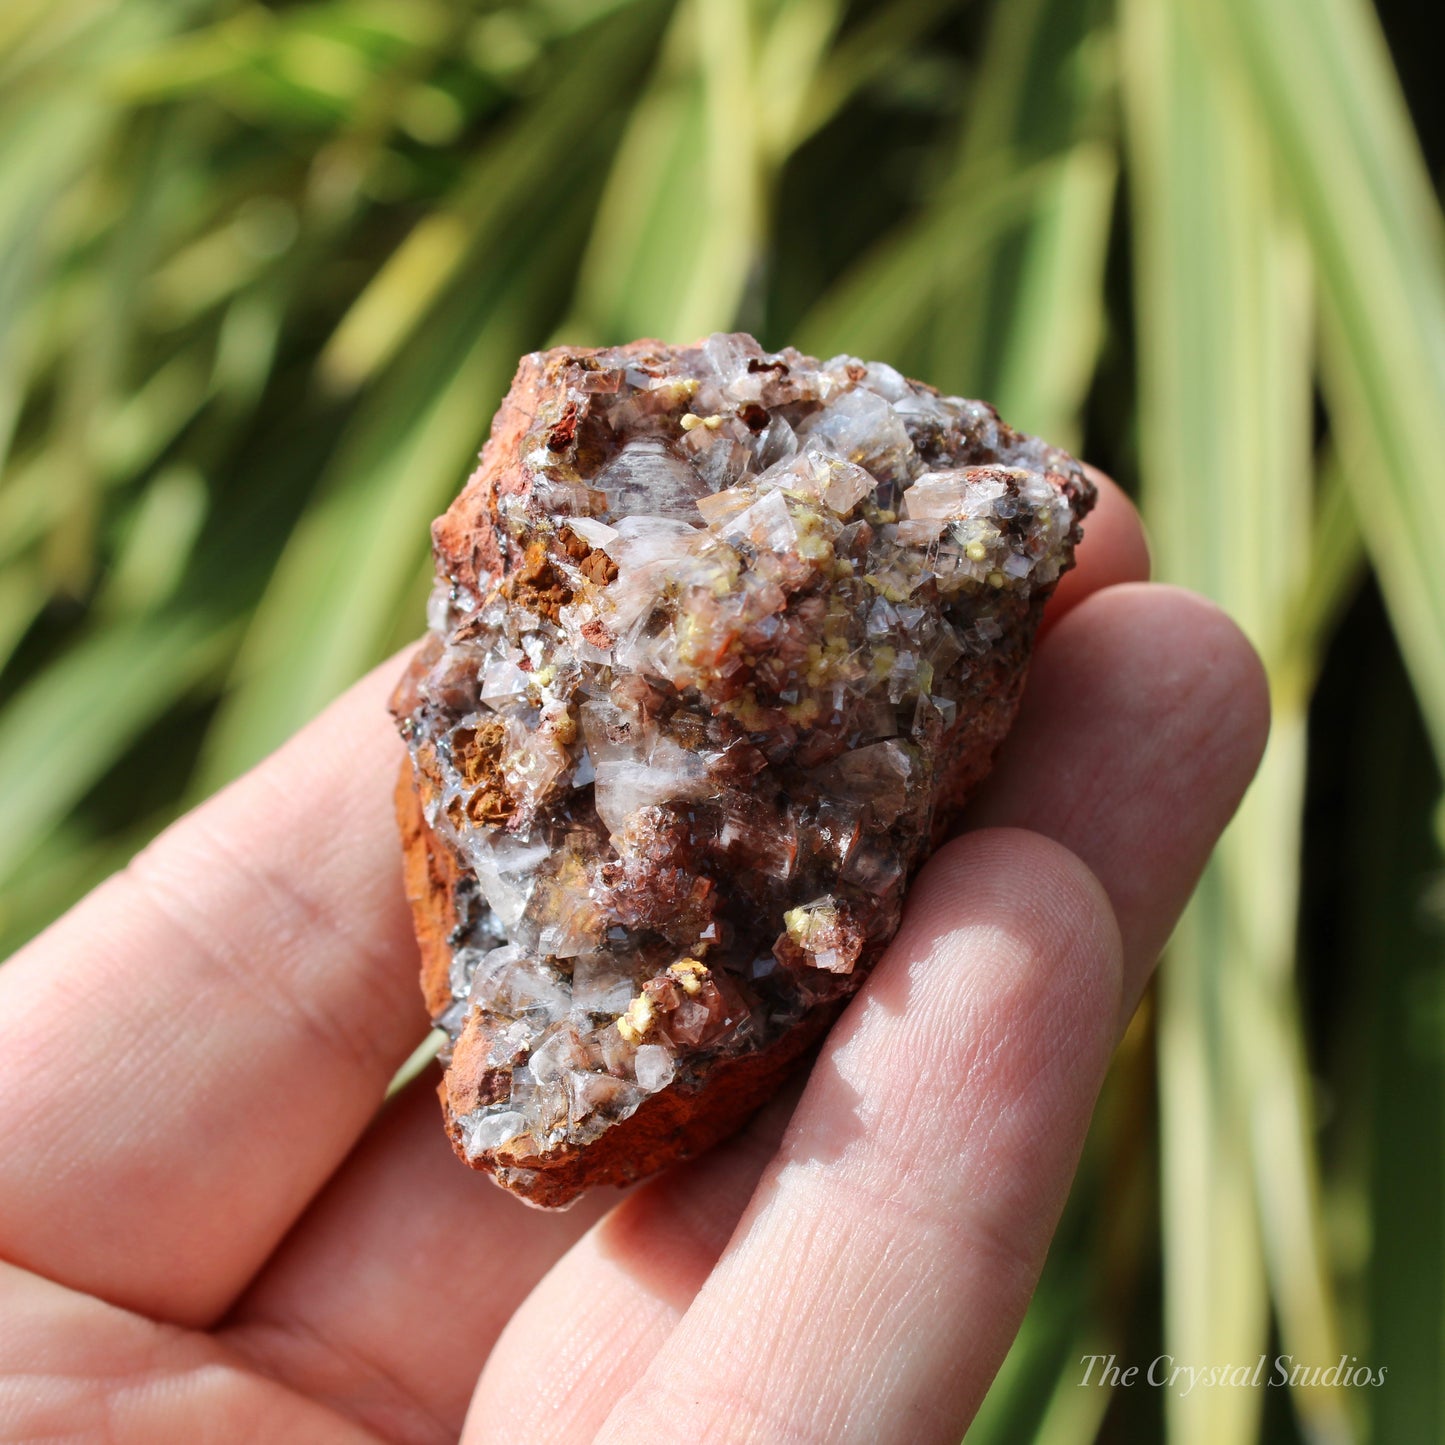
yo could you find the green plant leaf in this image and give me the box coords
[0,612,234,888]
[1124,2,1354,1442]
[1214,0,1445,777]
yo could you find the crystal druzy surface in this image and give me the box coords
[391,334,1094,1207]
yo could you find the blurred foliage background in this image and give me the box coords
[1,0,1442,1440]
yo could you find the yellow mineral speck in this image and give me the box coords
[668,958,709,995]
[965,540,988,562]
[721,690,770,729]
[707,550,742,595]
[783,696,822,726]
[862,573,910,602]
[675,637,699,671]
[680,413,703,431]
[703,414,723,430]
[533,664,556,687]
[785,901,837,949]
[617,994,656,1044]
[988,570,1005,587]
[797,529,833,563]
[740,691,770,729]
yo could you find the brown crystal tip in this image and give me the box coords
[390,334,1094,1208]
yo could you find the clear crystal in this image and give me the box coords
[634,1043,676,1093]
[597,439,710,523]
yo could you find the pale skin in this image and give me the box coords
[0,473,1269,1444]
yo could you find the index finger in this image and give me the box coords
[0,664,436,1326]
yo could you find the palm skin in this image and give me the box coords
[0,473,1267,1445]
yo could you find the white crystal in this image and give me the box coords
[590,736,708,836]
[566,515,620,548]
[568,1070,647,1133]
[528,1026,588,1082]
[572,954,636,1016]
[693,434,753,492]
[857,360,915,402]
[603,512,700,560]
[703,331,767,401]
[463,832,550,931]
[463,1109,527,1158]
[479,653,531,706]
[634,1043,676,1093]
[704,330,764,378]
[801,386,914,478]
[449,945,485,1000]
[596,439,710,523]
[722,488,797,550]
[695,481,760,529]
[766,445,873,516]
[426,580,454,634]
[509,1062,569,1134]
[895,517,946,544]
[753,414,799,469]
[902,469,970,521]
[468,944,571,1017]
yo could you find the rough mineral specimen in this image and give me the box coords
[391,334,1093,1208]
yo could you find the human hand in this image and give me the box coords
[0,472,1267,1444]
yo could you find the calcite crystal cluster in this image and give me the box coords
[391,334,1093,1207]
